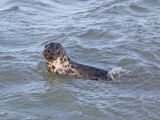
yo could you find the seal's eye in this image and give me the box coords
[45,45,49,48]
[55,45,59,50]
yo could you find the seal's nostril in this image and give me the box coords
[44,49,50,54]
[47,50,50,53]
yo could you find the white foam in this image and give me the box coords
[107,67,126,80]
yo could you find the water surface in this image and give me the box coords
[0,0,160,120]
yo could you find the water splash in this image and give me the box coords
[107,67,126,80]
[32,61,48,74]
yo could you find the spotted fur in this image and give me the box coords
[43,42,112,81]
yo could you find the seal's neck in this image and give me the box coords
[46,55,71,74]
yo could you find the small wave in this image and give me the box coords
[129,4,150,13]
[0,5,19,12]
[79,29,109,40]
[101,3,129,15]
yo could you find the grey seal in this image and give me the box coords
[43,42,117,81]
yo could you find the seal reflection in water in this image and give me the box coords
[43,42,116,81]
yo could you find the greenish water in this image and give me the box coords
[0,0,160,120]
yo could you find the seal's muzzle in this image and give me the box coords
[43,43,58,60]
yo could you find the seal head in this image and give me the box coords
[43,42,67,61]
[43,42,72,75]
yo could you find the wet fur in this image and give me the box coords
[43,43,111,81]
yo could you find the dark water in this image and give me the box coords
[0,0,160,119]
